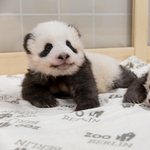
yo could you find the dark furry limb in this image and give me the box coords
[22,71,57,108]
[123,73,148,103]
[22,57,100,111]
[112,65,137,89]
[69,58,100,111]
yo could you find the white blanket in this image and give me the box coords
[0,56,150,150]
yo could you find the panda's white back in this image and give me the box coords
[85,52,121,93]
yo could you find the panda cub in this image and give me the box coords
[22,21,137,111]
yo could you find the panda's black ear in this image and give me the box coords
[68,24,81,38]
[23,33,33,54]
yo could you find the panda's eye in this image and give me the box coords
[39,43,53,57]
[66,40,78,53]
[66,40,72,47]
[45,43,52,51]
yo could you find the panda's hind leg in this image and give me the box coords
[111,65,147,104]
[112,65,147,104]
[123,74,147,104]
[112,65,137,89]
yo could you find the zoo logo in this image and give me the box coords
[85,132,135,141]
[76,110,104,118]
[109,94,122,99]
[0,113,13,119]
[62,110,104,123]
[121,103,135,108]
[86,132,136,148]
[0,94,20,104]
[116,132,135,141]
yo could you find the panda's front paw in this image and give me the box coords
[75,101,100,111]
[30,97,57,108]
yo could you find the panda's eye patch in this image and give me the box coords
[66,40,77,53]
[45,43,53,51]
[39,43,53,57]
[66,40,72,47]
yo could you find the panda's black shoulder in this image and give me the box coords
[70,56,94,82]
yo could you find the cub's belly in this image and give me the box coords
[49,83,71,98]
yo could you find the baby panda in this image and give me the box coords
[123,68,150,106]
[22,20,137,111]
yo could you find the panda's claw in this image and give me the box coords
[123,96,144,104]
[30,98,57,108]
[47,105,50,108]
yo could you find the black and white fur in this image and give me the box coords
[22,21,137,111]
[123,68,150,106]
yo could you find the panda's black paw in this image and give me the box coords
[30,97,57,108]
[123,97,144,104]
[123,78,147,104]
[123,93,145,104]
[75,101,100,111]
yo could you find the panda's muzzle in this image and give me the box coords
[51,63,74,69]
[50,63,74,68]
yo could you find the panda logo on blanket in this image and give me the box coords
[22,21,137,111]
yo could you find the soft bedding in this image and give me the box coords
[0,56,150,150]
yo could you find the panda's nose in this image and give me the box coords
[58,53,70,60]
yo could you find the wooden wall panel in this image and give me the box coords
[132,0,149,62]
[0,52,28,75]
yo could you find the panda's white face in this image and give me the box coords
[24,21,85,76]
